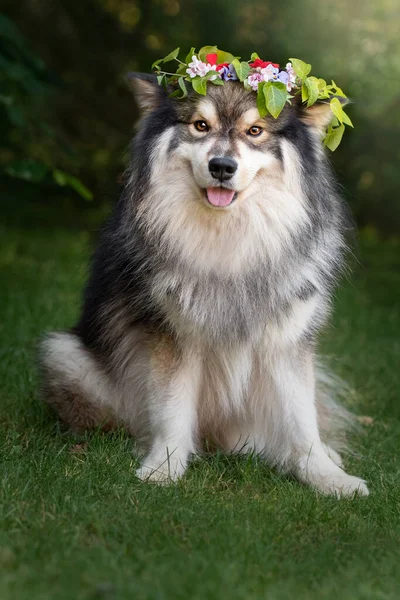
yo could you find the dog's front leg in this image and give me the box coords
[264,349,369,497]
[136,343,200,483]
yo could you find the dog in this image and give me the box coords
[39,72,369,496]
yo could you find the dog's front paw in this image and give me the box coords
[136,455,187,484]
[314,471,369,498]
[296,452,369,498]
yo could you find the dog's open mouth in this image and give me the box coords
[205,187,238,207]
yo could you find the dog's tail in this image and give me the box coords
[315,359,360,454]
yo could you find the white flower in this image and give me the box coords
[261,64,280,82]
[186,55,218,79]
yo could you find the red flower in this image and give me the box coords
[250,58,267,69]
[216,62,229,71]
[206,53,218,66]
[250,58,280,69]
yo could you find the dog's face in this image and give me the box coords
[173,85,282,209]
[128,74,335,212]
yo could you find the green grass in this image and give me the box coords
[1,202,400,599]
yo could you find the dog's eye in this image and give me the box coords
[248,126,263,137]
[194,120,209,132]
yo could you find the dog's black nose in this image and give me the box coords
[208,157,238,182]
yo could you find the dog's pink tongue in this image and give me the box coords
[206,187,235,207]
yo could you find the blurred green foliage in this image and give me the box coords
[0,14,92,199]
[1,0,399,231]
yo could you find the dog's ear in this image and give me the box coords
[299,96,349,134]
[126,72,166,115]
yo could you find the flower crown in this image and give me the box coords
[152,46,353,151]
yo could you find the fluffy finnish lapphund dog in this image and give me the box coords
[40,72,369,496]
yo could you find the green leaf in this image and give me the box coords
[152,48,180,70]
[240,61,251,79]
[231,59,250,82]
[301,83,309,103]
[324,123,345,151]
[256,82,268,118]
[331,80,347,98]
[304,76,319,107]
[200,70,222,83]
[169,77,188,99]
[216,49,236,64]
[330,97,346,124]
[330,96,353,126]
[198,45,218,61]
[178,77,188,97]
[341,109,354,128]
[210,78,224,86]
[185,47,196,64]
[324,84,334,97]
[317,78,329,98]
[191,77,207,95]
[264,82,288,119]
[151,58,164,70]
[289,58,312,81]
[53,169,93,200]
[243,78,252,92]
[162,47,180,63]
[250,52,259,61]
[157,74,167,90]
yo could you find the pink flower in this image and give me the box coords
[186,55,218,78]
[248,72,263,91]
[285,62,297,89]
[186,55,209,77]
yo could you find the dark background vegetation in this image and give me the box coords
[1,0,399,233]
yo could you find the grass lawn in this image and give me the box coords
[1,190,399,599]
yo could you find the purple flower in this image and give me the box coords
[277,71,289,85]
[220,64,238,81]
[277,69,296,92]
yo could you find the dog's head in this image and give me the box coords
[127,73,337,211]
